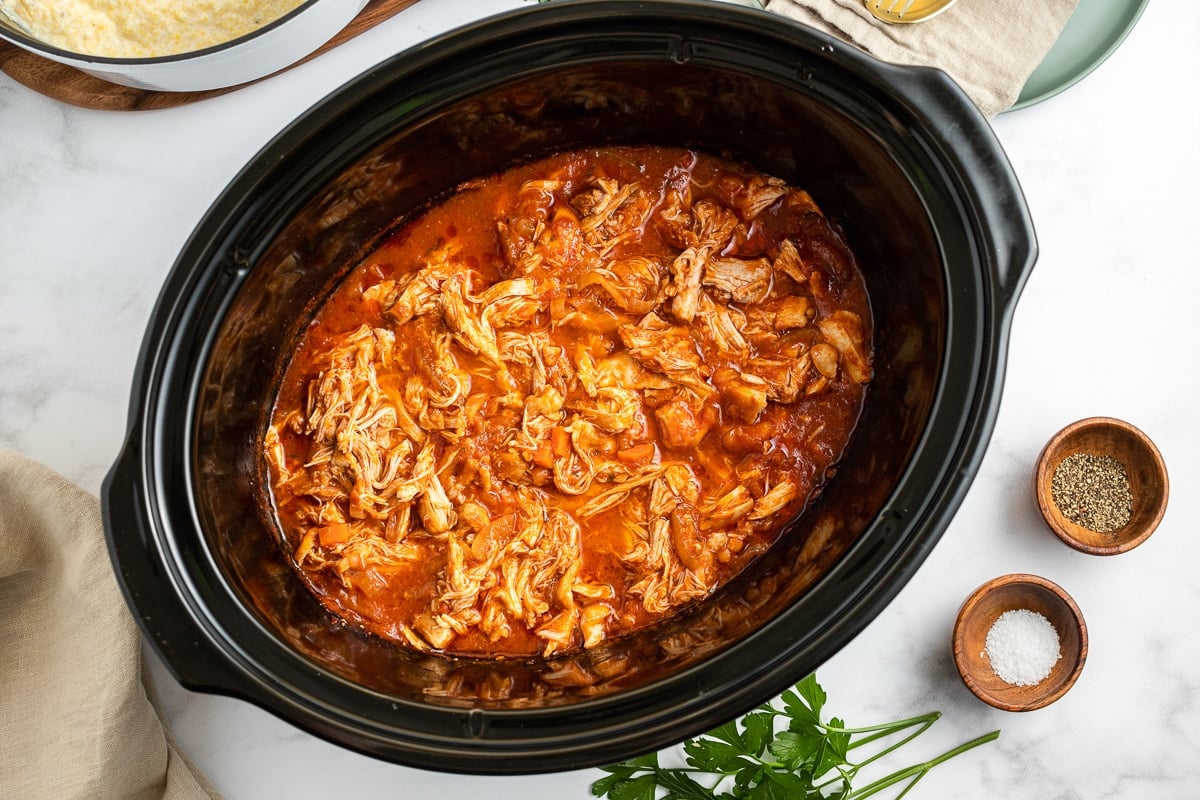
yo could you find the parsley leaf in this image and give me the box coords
[769,728,822,768]
[795,674,827,719]
[740,712,774,757]
[684,737,755,774]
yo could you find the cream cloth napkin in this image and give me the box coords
[766,0,1079,117]
[0,448,222,800]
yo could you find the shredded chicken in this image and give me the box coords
[267,145,873,659]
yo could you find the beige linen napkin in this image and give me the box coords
[0,449,222,800]
[766,0,1078,117]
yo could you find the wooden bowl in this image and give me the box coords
[953,574,1087,711]
[1035,416,1168,555]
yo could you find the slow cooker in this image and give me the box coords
[103,0,1036,773]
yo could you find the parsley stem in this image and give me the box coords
[826,711,941,741]
[846,729,1001,799]
[848,717,938,771]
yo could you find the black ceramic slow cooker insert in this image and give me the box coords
[102,0,1037,774]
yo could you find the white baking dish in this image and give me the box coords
[0,0,369,92]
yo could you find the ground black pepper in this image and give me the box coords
[1051,452,1133,533]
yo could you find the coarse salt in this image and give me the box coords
[984,609,1061,686]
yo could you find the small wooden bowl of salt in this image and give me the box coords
[1035,416,1168,555]
[953,574,1087,711]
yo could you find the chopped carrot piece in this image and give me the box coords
[616,443,656,464]
[551,426,572,458]
[317,523,353,547]
[531,442,555,469]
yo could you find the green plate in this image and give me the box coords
[1009,0,1149,111]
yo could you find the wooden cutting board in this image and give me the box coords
[0,0,420,111]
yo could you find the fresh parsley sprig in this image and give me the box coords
[591,674,999,800]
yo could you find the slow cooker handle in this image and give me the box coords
[967,132,1037,310]
[893,62,1039,311]
[968,140,1038,313]
[102,439,248,696]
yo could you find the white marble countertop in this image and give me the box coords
[3,1,1199,797]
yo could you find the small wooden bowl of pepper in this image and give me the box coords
[1035,416,1168,556]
